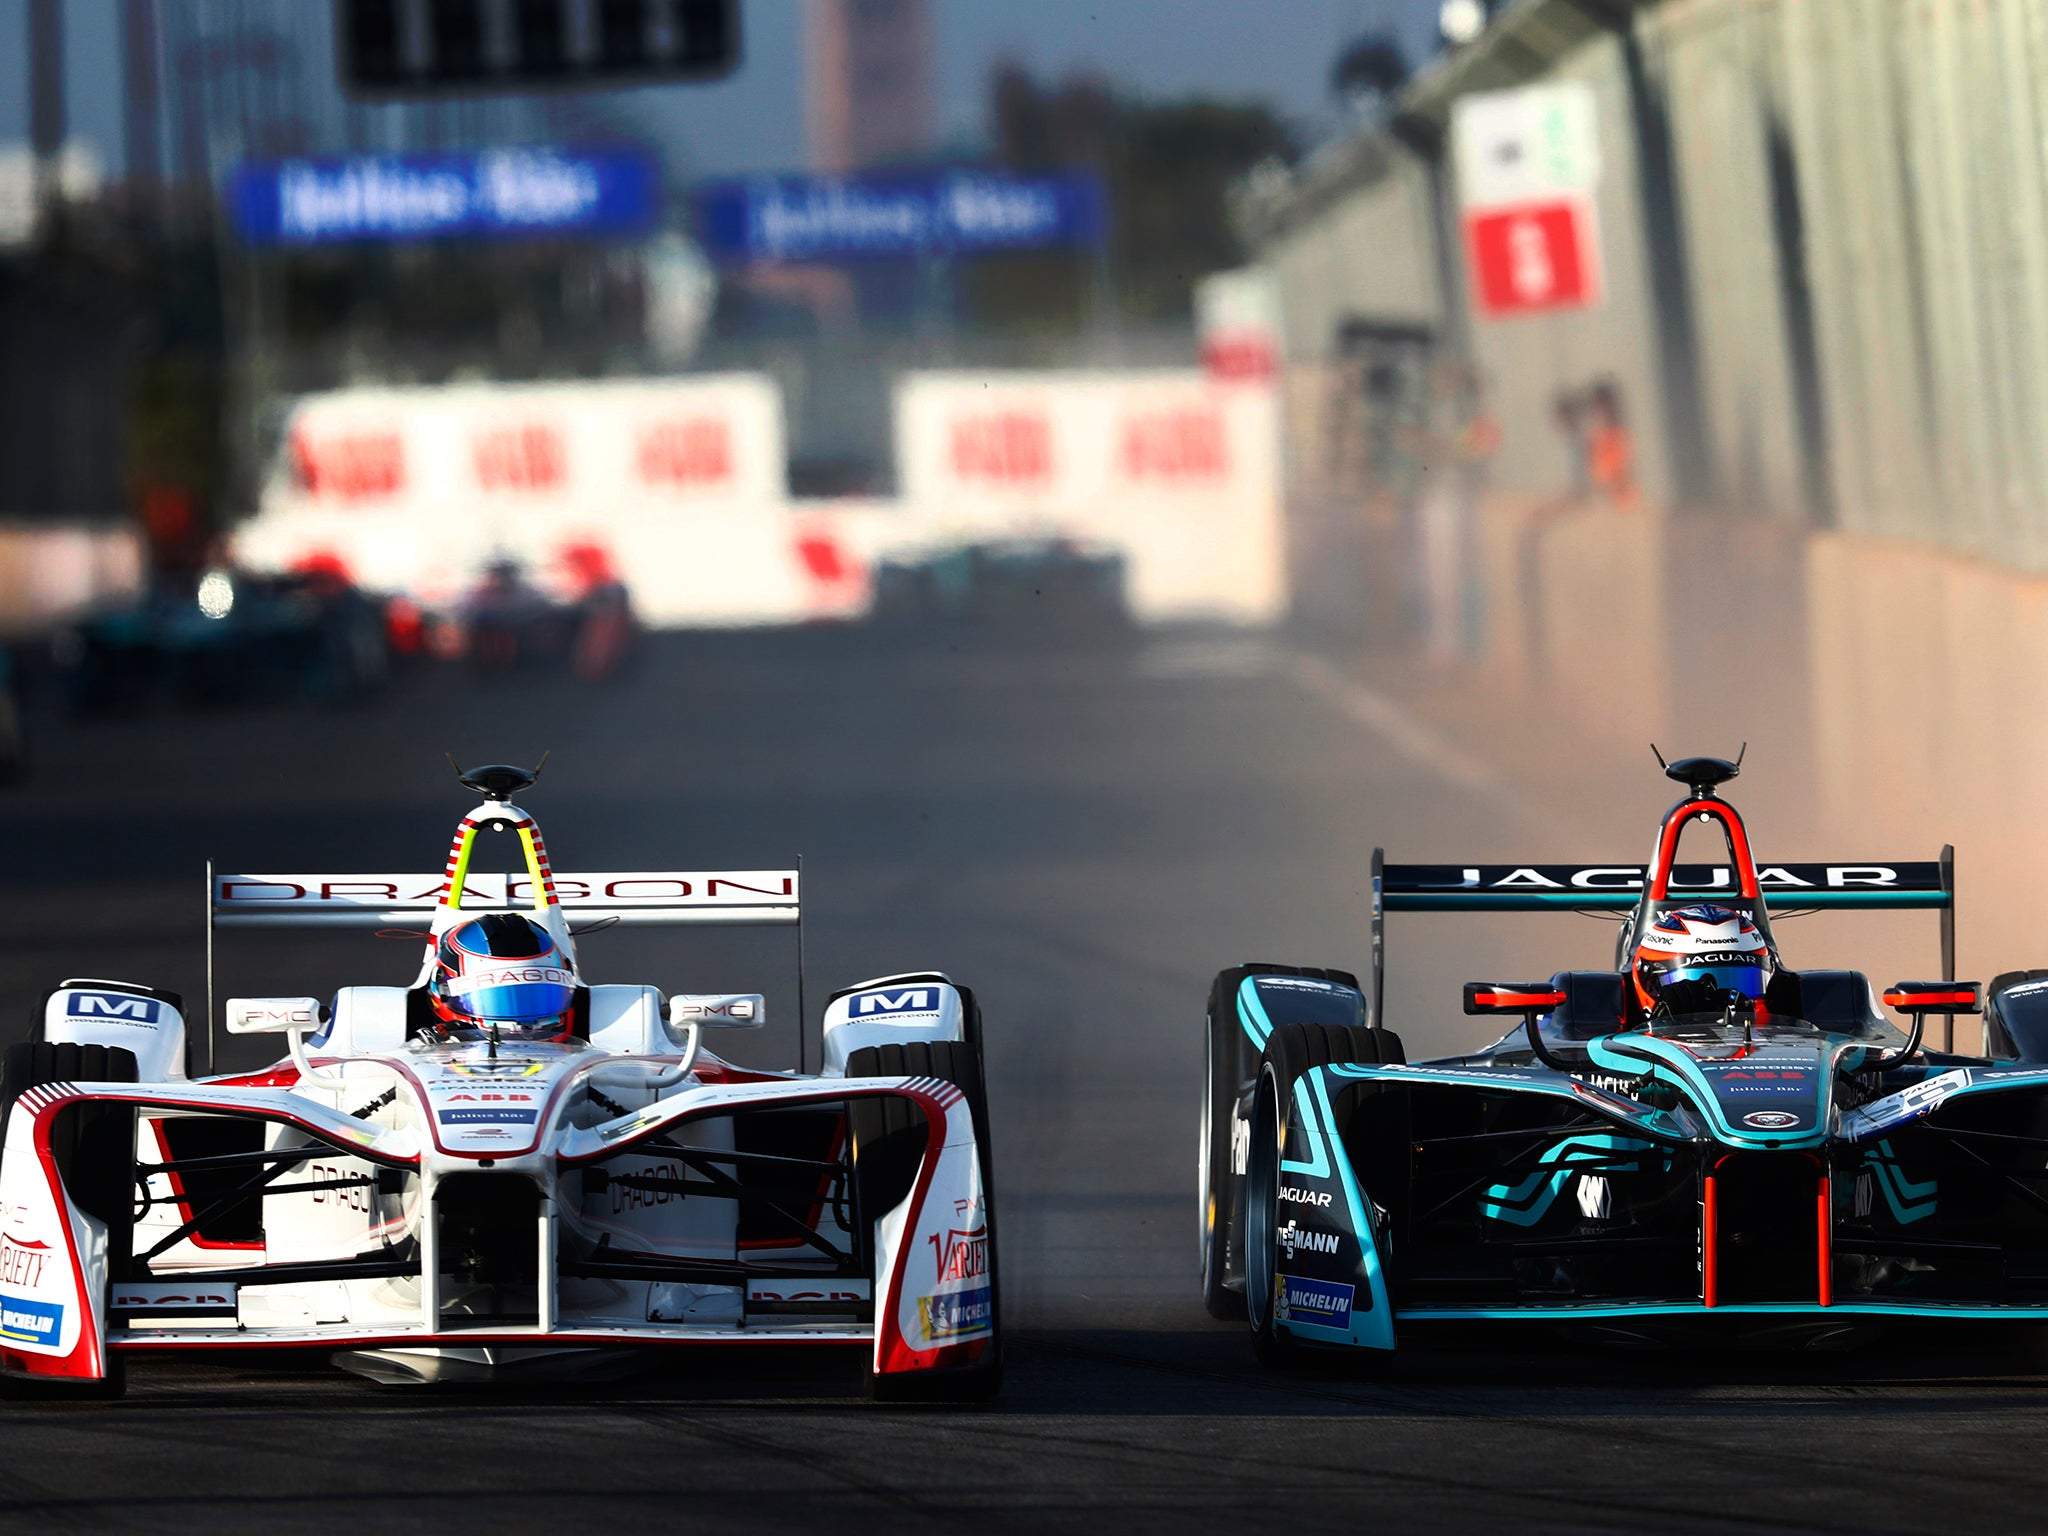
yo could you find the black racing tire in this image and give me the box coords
[1246,1021,1386,1367]
[1200,968,1254,1320]
[1201,967,1398,1323]
[848,1038,1002,1403]
[0,1042,138,1401]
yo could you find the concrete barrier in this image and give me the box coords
[1437,493,2048,1046]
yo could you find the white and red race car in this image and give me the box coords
[0,764,997,1398]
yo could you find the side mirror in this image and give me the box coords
[1883,982,1982,1016]
[1463,983,1566,1016]
[669,993,767,1030]
[225,996,322,1035]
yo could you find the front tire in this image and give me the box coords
[1244,1021,1397,1367]
[0,1042,139,1400]
[848,1038,1001,1403]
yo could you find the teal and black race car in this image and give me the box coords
[1201,753,2048,1361]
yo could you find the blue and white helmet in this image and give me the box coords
[429,913,576,1038]
[1633,903,1773,1016]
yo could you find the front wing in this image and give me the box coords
[0,1073,992,1386]
[1260,1062,2048,1349]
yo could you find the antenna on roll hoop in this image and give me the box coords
[446,751,550,802]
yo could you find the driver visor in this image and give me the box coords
[1657,963,1768,1000]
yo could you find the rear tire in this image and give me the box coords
[0,1042,139,1401]
[1245,1021,1389,1367]
[848,1038,1001,1403]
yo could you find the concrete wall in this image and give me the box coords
[1260,152,1444,362]
[1451,495,2048,1047]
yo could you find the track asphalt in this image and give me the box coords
[0,628,2042,1534]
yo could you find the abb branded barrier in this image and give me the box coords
[238,377,791,626]
[892,371,1283,625]
[237,370,1282,627]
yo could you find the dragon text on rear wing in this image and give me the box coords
[1380,860,1952,912]
[211,871,801,928]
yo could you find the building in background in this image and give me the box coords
[805,0,934,173]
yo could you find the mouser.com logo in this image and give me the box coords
[848,987,940,1018]
[66,991,161,1026]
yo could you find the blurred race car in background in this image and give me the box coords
[398,544,637,681]
[871,537,1127,636]
[1198,753,2048,1363]
[52,564,388,714]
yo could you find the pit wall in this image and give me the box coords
[1454,496,2048,1033]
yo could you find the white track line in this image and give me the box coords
[1282,651,1528,825]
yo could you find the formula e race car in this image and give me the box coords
[0,763,997,1399]
[1200,752,2048,1362]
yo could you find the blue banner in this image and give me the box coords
[694,169,1105,264]
[231,147,659,247]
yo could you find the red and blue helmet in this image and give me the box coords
[429,913,576,1038]
[1632,903,1773,1017]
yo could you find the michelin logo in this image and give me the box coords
[0,1296,62,1347]
[65,991,161,1025]
[918,1285,992,1342]
[848,988,941,1019]
[1277,1275,1353,1331]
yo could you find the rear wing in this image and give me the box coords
[210,871,800,928]
[1365,846,1958,1028]
[201,868,804,1077]
[1379,858,1952,914]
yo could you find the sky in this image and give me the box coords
[0,0,1446,181]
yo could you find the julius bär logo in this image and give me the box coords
[930,1226,988,1285]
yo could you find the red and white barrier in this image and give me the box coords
[893,371,1283,624]
[238,370,1284,628]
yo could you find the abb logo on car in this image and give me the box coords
[290,427,404,500]
[950,412,1052,485]
[636,418,733,488]
[472,424,566,491]
[1119,407,1228,483]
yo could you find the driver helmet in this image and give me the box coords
[429,912,576,1040]
[1632,903,1773,1017]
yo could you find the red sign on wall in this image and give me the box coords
[1464,200,1599,317]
